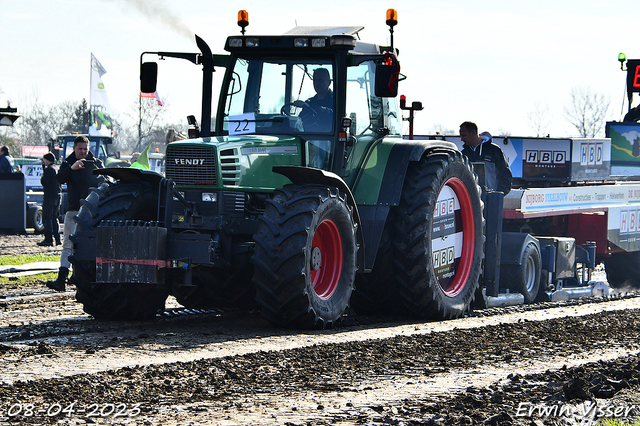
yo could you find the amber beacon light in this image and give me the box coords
[238,10,249,34]
[386,9,398,27]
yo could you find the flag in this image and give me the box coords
[141,90,164,107]
[89,53,113,137]
[130,142,151,170]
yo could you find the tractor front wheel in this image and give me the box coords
[253,185,358,329]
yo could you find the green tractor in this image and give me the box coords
[70,10,484,328]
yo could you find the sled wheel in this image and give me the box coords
[500,242,542,303]
[603,251,640,289]
[395,150,484,319]
[253,185,358,329]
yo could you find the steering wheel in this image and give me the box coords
[281,102,321,130]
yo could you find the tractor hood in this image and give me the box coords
[165,134,304,191]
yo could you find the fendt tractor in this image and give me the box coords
[68,10,640,328]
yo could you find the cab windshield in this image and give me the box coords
[223,58,334,136]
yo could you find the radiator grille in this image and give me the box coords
[165,145,217,186]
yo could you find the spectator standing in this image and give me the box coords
[459,121,512,195]
[0,146,14,173]
[37,152,62,247]
[47,136,104,292]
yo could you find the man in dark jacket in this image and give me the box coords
[460,121,512,195]
[623,104,640,122]
[37,152,62,247]
[0,146,14,173]
[47,136,104,291]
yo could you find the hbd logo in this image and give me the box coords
[433,247,455,268]
[525,150,566,164]
[580,143,603,166]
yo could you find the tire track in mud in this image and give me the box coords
[1,302,640,425]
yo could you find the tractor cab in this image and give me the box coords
[217,17,403,176]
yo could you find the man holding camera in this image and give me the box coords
[47,136,104,292]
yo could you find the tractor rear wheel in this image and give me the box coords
[394,150,483,319]
[71,181,169,320]
[253,185,357,329]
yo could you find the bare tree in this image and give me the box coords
[527,101,551,137]
[428,124,456,135]
[564,86,609,137]
[12,99,92,147]
[495,128,512,138]
[120,96,170,153]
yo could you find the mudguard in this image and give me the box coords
[273,165,365,272]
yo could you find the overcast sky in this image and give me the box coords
[1,0,638,138]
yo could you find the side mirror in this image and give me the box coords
[140,62,158,94]
[375,64,400,98]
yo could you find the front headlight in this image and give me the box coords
[202,193,217,202]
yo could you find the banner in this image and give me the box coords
[89,53,113,136]
[22,145,50,157]
[130,142,151,170]
[140,90,164,107]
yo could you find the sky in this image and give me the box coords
[1,0,639,139]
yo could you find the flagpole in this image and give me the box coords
[138,90,142,153]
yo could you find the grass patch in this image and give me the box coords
[0,272,57,286]
[0,254,59,266]
[0,254,59,286]
[599,418,640,426]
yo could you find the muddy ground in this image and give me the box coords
[1,234,640,425]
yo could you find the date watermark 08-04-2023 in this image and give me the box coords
[2,402,141,419]
[516,401,639,425]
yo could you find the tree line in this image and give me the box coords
[0,96,186,159]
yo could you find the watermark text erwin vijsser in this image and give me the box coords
[516,402,637,420]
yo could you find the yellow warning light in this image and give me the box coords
[238,10,249,34]
[386,9,398,27]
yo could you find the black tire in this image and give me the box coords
[394,150,484,319]
[603,252,640,288]
[27,205,44,234]
[253,185,358,329]
[171,266,257,309]
[500,242,542,303]
[71,181,168,320]
[350,214,403,315]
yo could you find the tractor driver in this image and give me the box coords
[293,67,334,132]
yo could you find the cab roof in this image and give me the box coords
[284,26,364,37]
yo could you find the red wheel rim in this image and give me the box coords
[432,177,475,297]
[310,219,343,299]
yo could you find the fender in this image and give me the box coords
[376,140,460,207]
[353,139,460,270]
[95,167,164,186]
[273,165,366,273]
